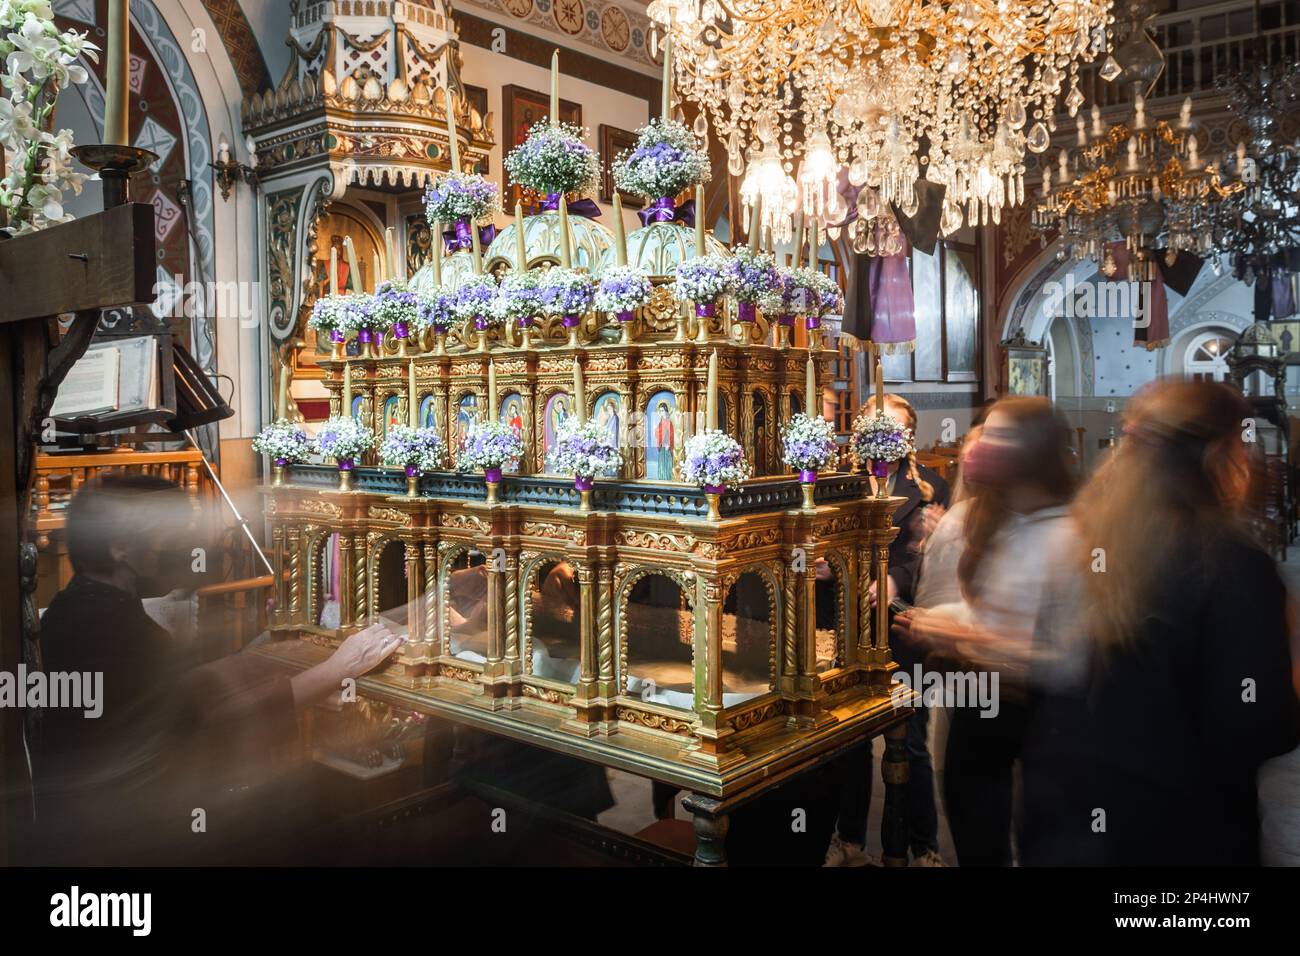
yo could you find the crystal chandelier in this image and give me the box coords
[1032,93,1242,281]
[1204,60,1300,298]
[647,0,1113,238]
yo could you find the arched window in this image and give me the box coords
[1184,331,1234,382]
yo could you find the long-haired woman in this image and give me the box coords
[1020,380,1298,865]
[895,396,1079,865]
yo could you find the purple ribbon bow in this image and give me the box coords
[443,219,498,254]
[540,193,602,219]
[638,196,695,228]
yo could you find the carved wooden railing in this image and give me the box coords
[30,448,210,602]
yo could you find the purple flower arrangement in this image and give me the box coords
[682,429,752,492]
[611,119,711,200]
[789,267,843,318]
[548,418,623,480]
[727,247,780,321]
[849,409,914,475]
[423,171,500,226]
[594,264,653,319]
[539,267,594,321]
[674,254,729,312]
[314,416,376,467]
[380,425,447,473]
[503,121,599,198]
[456,419,524,473]
[373,279,420,337]
[780,413,838,475]
[451,273,501,328]
[759,267,799,324]
[252,420,312,465]
[492,270,546,325]
[416,288,456,332]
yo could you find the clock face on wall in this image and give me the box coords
[600,6,630,51]
[553,0,585,35]
[502,0,533,17]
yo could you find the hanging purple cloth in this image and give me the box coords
[1272,271,1296,319]
[841,240,916,351]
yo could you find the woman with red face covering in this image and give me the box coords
[895,397,1079,866]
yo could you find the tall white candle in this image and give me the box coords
[694,184,705,258]
[573,359,586,424]
[430,222,443,286]
[514,203,527,269]
[550,50,560,124]
[706,349,718,430]
[385,227,396,281]
[408,359,418,429]
[105,0,130,145]
[343,360,352,419]
[488,359,498,413]
[559,200,573,269]
[661,31,673,121]
[805,354,816,416]
[330,246,338,297]
[613,193,628,267]
[343,237,362,293]
[444,87,462,171]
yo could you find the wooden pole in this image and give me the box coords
[706,349,718,430]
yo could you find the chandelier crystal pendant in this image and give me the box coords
[648,0,1113,234]
[740,139,798,244]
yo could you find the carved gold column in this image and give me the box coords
[860,495,902,680]
[352,532,368,626]
[423,542,438,657]
[271,523,285,627]
[504,552,520,668]
[484,545,505,678]
[780,559,798,694]
[596,565,615,697]
[856,545,872,664]
[405,540,423,643]
[286,526,303,626]
[573,562,598,706]
[338,532,354,627]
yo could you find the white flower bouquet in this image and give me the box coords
[451,273,501,328]
[683,429,751,491]
[380,425,446,474]
[456,419,524,475]
[315,416,376,466]
[781,413,839,475]
[503,121,599,198]
[423,171,500,226]
[540,266,595,321]
[372,279,420,336]
[849,409,914,473]
[611,119,711,201]
[493,269,546,325]
[594,264,653,317]
[252,420,312,464]
[674,254,730,311]
[548,417,623,480]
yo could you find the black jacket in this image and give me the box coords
[888,462,951,604]
[1020,535,1299,866]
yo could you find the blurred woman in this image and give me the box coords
[825,393,951,866]
[1020,381,1299,866]
[895,397,1079,865]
